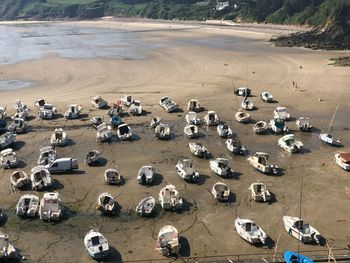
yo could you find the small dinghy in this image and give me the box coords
[110,116,123,128]
[84,230,110,260]
[0,148,17,168]
[185,111,201,125]
[85,150,100,166]
[175,159,200,182]
[108,103,123,117]
[31,166,52,190]
[137,165,155,185]
[210,158,232,177]
[260,91,274,102]
[159,184,183,211]
[204,111,220,126]
[278,134,303,153]
[226,138,246,155]
[91,95,108,109]
[319,133,341,147]
[16,194,39,217]
[187,99,202,112]
[247,152,278,175]
[235,111,251,123]
[96,192,117,215]
[10,170,30,188]
[217,123,233,138]
[91,116,103,129]
[235,217,267,245]
[8,118,27,134]
[64,104,82,119]
[234,87,251,97]
[184,124,199,138]
[50,128,67,146]
[274,106,291,120]
[129,100,143,116]
[241,100,254,110]
[189,142,210,159]
[249,181,271,202]
[253,121,268,134]
[155,123,171,140]
[39,192,63,221]
[150,116,162,128]
[283,216,322,244]
[0,132,16,150]
[14,99,29,118]
[38,146,57,165]
[120,95,134,107]
[135,196,156,216]
[270,117,289,134]
[156,225,180,256]
[96,123,112,142]
[38,103,57,120]
[117,123,132,140]
[296,116,312,132]
[159,96,178,113]
[104,168,122,185]
[0,232,18,260]
[284,251,315,263]
[212,182,230,201]
[335,152,350,171]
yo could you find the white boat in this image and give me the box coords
[129,100,143,115]
[189,142,210,159]
[50,128,67,146]
[235,217,267,245]
[187,99,202,112]
[159,184,183,211]
[37,146,57,165]
[217,123,233,138]
[84,230,110,260]
[274,106,291,120]
[150,116,162,128]
[91,95,108,109]
[253,121,268,134]
[108,103,123,117]
[135,196,156,216]
[234,87,251,97]
[91,116,103,129]
[270,117,288,134]
[185,111,201,125]
[85,150,100,166]
[30,166,52,190]
[96,192,117,215]
[117,123,132,140]
[210,158,232,177]
[296,116,312,132]
[16,194,39,217]
[120,95,134,107]
[241,100,254,110]
[226,138,246,155]
[156,225,180,256]
[175,159,200,182]
[184,124,199,138]
[319,133,341,147]
[0,132,16,150]
[0,232,17,260]
[278,134,303,153]
[283,216,322,244]
[249,181,271,202]
[64,104,82,119]
[247,152,278,175]
[0,148,17,168]
[8,118,27,134]
[39,192,63,221]
[96,123,112,142]
[137,165,155,185]
[235,111,251,123]
[38,104,56,120]
[154,123,171,140]
[12,105,29,120]
[260,91,274,102]
[10,170,30,188]
[204,111,219,126]
[14,99,27,111]
[211,182,230,201]
[159,96,178,113]
[0,106,6,120]
[335,152,350,171]
[104,168,122,185]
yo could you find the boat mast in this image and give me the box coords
[232,78,240,110]
[328,103,339,132]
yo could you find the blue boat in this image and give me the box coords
[284,251,315,263]
[110,116,123,128]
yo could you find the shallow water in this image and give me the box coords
[0,80,33,91]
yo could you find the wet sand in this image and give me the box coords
[0,20,350,262]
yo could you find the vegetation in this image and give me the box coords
[329,56,350,66]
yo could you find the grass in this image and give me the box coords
[329,56,350,67]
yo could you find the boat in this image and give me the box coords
[16,194,39,217]
[159,96,178,113]
[37,146,57,165]
[91,95,108,109]
[187,99,202,112]
[260,91,274,102]
[203,111,220,126]
[235,111,251,123]
[235,217,267,245]
[129,100,143,115]
[38,103,56,120]
[234,87,251,97]
[0,232,18,260]
[50,128,67,146]
[10,170,30,188]
[249,181,271,202]
[150,116,162,128]
[0,132,16,150]
[319,133,341,147]
[296,116,312,132]
[274,106,291,121]
[159,184,183,211]
[96,123,112,142]
[0,119,7,134]
[284,251,315,263]
[108,103,123,117]
[84,229,110,260]
[120,95,134,107]
[64,104,82,119]
[8,117,27,134]
[185,111,201,125]
[217,123,233,138]
[189,142,210,159]
[135,196,156,216]
[184,124,199,138]
[241,100,254,110]
[0,148,17,168]
[137,165,155,185]
[91,116,103,129]
[335,152,350,171]
[12,100,29,120]
[155,225,180,256]
[253,121,268,134]
[0,106,6,120]
[270,117,289,134]
[96,192,117,215]
[110,116,123,128]
[155,123,171,140]
[30,166,52,190]
[39,192,63,221]
[226,138,246,155]
[104,168,122,185]
[247,152,278,175]
[278,134,303,153]
[14,99,27,111]
[117,123,132,140]
[210,158,232,177]
[175,159,200,182]
[283,216,322,244]
[211,182,230,201]
[85,150,100,166]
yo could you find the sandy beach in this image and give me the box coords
[0,20,349,262]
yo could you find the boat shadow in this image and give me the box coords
[268,192,277,205]
[152,173,163,186]
[104,246,123,262]
[11,141,26,151]
[16,160,27,169]
[197,174,210,185]
[87,158,108,167]
[179,236,191,257]
[48,179,64,191]
[226,171,242,180]
[179,198,193,213]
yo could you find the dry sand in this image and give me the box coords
[0,20,349,263]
